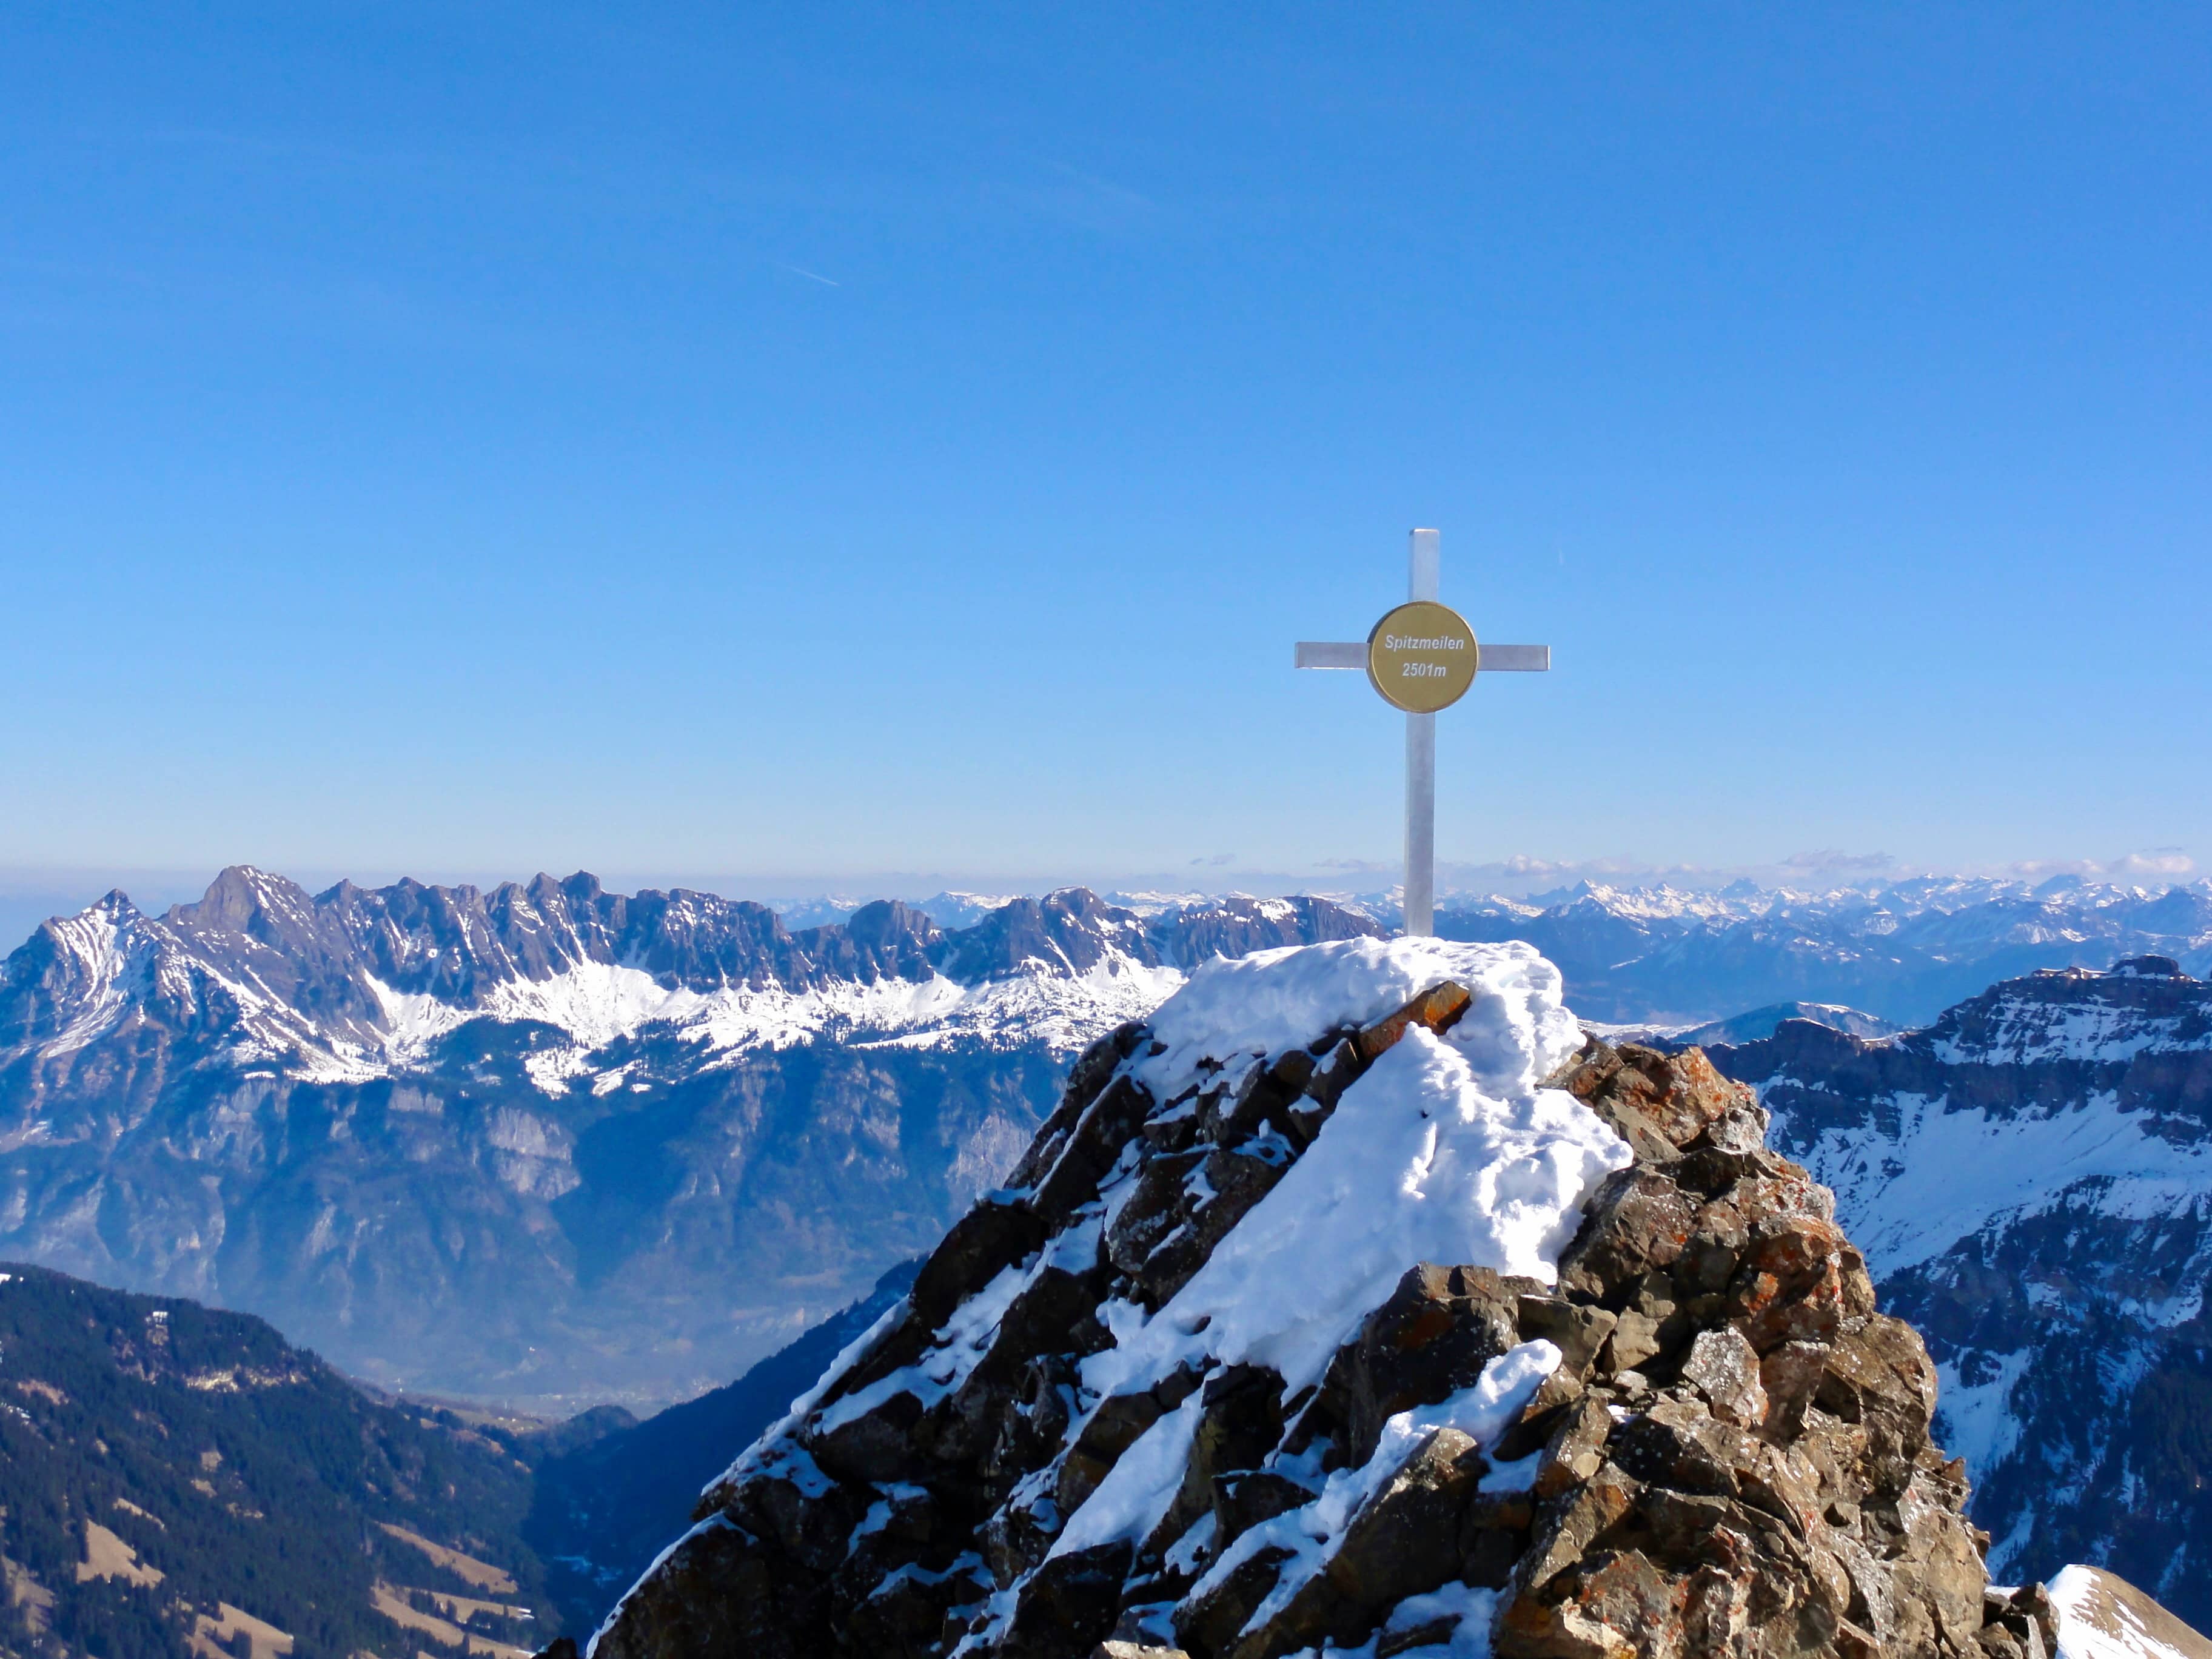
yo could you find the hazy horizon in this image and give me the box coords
[2,843,2197,951]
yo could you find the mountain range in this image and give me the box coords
[10,864,2212,1647]
[0,868,1377,1409]
[10,863,2212,1409]
[1435,874,2212,1027]
[714,869,2212,1030]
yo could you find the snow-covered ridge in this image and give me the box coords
[1923,967,2212,1065]
[1743,965,2212,1282]
[2049,1565,2212,1659]
[1788,1082,2212,1289]
[703,935,1615,1473]
[1088,939,1617,1396]
[26,894,156,1057]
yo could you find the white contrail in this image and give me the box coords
[779,263,840,287]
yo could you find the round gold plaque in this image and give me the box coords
[1366,600,1479,713]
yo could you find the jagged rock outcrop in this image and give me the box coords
[582,939,2048,1659]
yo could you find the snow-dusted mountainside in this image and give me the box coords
[0,869,1378,1409]
[1706,959,2212,1630]
[578,937,2055,1659]
[1439,876,2212,1027]
[2,866,1386,1080]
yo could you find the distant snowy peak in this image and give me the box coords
[0,890,159,1053]
[0,869,1384,1083]
[1435,873,2212,1025]
[1726,958,2212,1098]
[1720,971,2212,1287]
[1672,1000,1902,1048]
[1448,873,2212,939]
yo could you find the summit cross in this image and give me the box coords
[1295,528,1552,939]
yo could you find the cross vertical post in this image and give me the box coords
[1293,528,1552,939]
[1404,529,1440,937]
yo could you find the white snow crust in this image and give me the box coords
[1047,1386,1206,1560]
[1281,1580,1499,1657]
[1141,937,1580,1105]
[1090,939,1621,1399]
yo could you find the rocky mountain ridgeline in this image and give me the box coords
[0,870,1378,1409]
[1703,956,2212,1627]
[2,866,1384,1079]
[578,938,2062,1659]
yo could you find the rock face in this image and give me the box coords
[0,870,1378,1407]
[1704,962,2212,1629]
[585,939,2034,1659]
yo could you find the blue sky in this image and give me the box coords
[4,4,2209,903]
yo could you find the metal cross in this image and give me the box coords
[1295,528,1551,938]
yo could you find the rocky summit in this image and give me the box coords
[574,937,2056,1659]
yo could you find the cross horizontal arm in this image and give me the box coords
[1295,641,1366,669]
[1295,641,1550,671]
[1479,644,1550,671]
